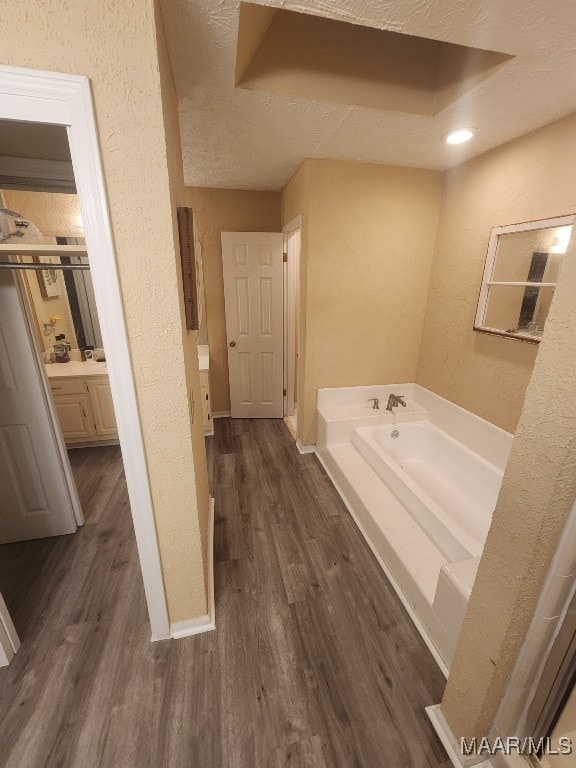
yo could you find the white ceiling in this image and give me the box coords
[161,0,576,191]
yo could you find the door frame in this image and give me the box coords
[283,215,302,420]
[490,497,576,752]
[0,591,20,666]
[0,66,170,641]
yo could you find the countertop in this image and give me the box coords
[45,361,109,378]
[46,349,207,377]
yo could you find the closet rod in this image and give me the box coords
[0,262,90,271]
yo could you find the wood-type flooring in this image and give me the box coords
[0,420,449,767]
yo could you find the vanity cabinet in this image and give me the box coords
[53,394,94,441]
[199,369,213,436]
[86,377,118,437]
[48,373,118,446]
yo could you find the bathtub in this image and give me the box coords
[352,421,503,560]
[315,383,513,671]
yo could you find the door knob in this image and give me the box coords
[229,340,237,347]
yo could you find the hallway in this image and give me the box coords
[0,421,449,768]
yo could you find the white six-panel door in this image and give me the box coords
[0,270,79,544]
[221,232,284,418]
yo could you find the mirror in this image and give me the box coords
[475,216,574,342]
[20,236,102,354]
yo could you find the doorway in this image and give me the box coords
[0,150,132,667]
[221,231,285,418]
[0,66,170,653]
[220,225,302,428]
[283,216,302,434]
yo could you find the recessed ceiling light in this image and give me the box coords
[445,128,475,145]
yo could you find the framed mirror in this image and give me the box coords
[20,236,102,354]
[475,215,574,342]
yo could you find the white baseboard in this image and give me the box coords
[426,705,491,768]
[212,410,231,419]
[315,452,449,678]
[170,496,216,639]
[296,440,316,454]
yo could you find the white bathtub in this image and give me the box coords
[352,421,503,560]
[315,383,513,671]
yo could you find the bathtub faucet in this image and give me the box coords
[386,394,406,411]
[368,398,380,409]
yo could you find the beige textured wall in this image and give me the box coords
[417,113,576,434]
[1,190,83,239]
[0,0,208,622]
[441,230,576,740]
[184,186,282,413]
[282,159,443,445]
[154,0,210,602]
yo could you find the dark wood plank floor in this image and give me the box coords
[0,420,449,768]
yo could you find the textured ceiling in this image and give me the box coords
[161,0,576,191]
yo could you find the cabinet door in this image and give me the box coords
[86,378,118,437]
[54,394,94,440]
[201,387,210,431]
[49,377,84,396]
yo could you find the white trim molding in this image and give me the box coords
[212,410,231,419]
[0,65,170,641]
[170,497,216,639]
[426,705,491,768]
[296,440,316,454]
[282,214,303,248]
[282,214,302,422]
[0,593,19,652]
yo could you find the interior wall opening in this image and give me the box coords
[283,216,301,433]
[0,118,146,663]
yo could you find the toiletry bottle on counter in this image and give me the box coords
[61,334,71,354]
[54,335,70,363]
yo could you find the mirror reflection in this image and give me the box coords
[18,237,102,358]
[475,219,573,341]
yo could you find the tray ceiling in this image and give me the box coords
[161,0,576,190]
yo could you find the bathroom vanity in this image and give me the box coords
[45,361,118,446]
[198,345,213,436]
[47,349,212,445]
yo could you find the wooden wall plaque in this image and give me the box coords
[177,207,199,331]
